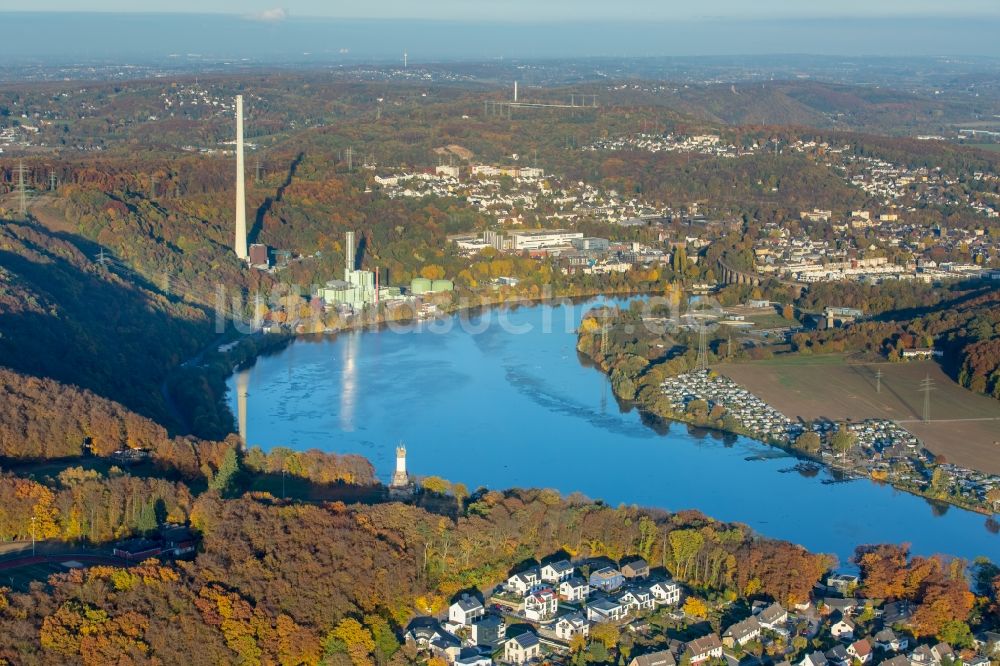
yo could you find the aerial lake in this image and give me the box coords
[227,297,999,564]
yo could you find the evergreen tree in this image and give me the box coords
[673,245,689,273]
[136,499,158,535]
[210,447,242,497]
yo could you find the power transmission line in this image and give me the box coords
[697,320,708,372]
[919,375,935,423]
[17,161,29,218]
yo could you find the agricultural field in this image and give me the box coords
[714,355,1000,474]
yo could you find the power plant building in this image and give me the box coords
[248,243,269,269]
[321,231,377,310]
[409,277,454,295]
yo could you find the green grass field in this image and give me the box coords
[714,355,1000,473]
[744,313,801,329]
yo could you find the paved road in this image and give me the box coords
[0,540,113,565]
[0,552,121,572]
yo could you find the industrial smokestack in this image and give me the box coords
[345,230,356,278]
[234,95,248,261]
[514,81,518,102]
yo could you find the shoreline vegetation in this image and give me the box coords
[573,301,1000,517]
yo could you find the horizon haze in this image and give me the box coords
[1,11,1000,63]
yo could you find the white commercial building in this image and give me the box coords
[509,230,584,250]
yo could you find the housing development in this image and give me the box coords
[402,555,1000,666]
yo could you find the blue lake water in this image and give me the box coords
[228,297,999,564]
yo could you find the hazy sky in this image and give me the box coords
[6,0,1000,21]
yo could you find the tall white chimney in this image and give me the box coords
[514,81,518,102]
[345,230,356,279]
[234,95,248,261]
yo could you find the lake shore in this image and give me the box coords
[225,296,999,562]
[575,328,998,517]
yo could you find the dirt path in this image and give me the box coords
[27,195,77,234]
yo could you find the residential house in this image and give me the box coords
[883,601,916,626]
[504,632,541,665]
[830,614,856,640]
[507,569,542,595]
[880,656,910,666]
[587,597,626,623]
[555,612,590,641]
[722,616,762,648]
[469,616,505,649]
[910,645,936,665]
[429,633,463,663]
[825,645,850,666]
[874,629,908,653]
[686,634,724,664]
[160,525,198,558]
[976,631,1000,656]
[930,643,954,663]
[799,652,828,666]
[826,574,860,594]
[404,618,440,648]
[822,598,858,616]
[847,639,872,664]
[629,649,677,666]
[622,558,651,580]
[541,560,575,583]
[455,653,492,666]
[405,619,462,663]
[449,595,485,626]
[112,538,163,561]
[523,588,558,622]
[649,580,682,606]
[756,602,788,631]
[617,588,655,614]
[590,567,626,592]
[628,619,650,635]
[559,577,591,602]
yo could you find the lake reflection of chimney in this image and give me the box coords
[236,369,249,449]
